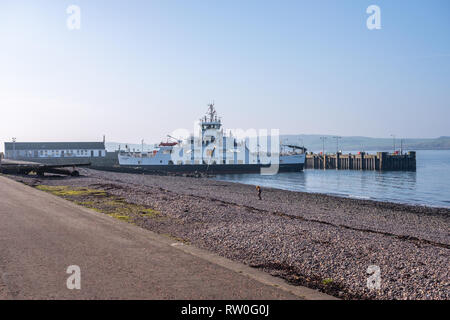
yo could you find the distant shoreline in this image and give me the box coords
[106,143,450,153]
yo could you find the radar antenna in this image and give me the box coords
[206,101,217,122]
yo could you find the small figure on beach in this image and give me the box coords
[256,185,262,200]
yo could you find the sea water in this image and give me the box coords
[215,150,450,208]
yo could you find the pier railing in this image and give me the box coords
[305,152,416,171]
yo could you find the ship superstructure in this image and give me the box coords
[118,104,305,174]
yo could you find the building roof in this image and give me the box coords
[4,142,105,151]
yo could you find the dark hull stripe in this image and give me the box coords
[93,163,304,174]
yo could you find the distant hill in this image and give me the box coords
[106,136,450,153]
[280,135,450,152]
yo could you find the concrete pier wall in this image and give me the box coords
[305,151,416,171]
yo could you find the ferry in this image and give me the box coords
[118,104,306,174]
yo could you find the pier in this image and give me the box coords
[305,151,416,171]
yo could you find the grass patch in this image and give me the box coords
[108,213,132,222]
[35,184,162,224]
[322,278,334,285]
[36,185,107,197]
[75,201,95,206]
[140,208,161,218]
[162,233,191,245]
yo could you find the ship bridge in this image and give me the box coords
[200,103,223,147]
[201,103,222,130]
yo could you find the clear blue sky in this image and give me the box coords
[0,0,449,150]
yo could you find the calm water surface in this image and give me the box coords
[215,150,450,208]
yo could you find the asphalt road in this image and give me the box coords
[0,176,332,300]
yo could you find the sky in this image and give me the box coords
[0,0,449,151]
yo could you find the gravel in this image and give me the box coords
[9,169,450,300]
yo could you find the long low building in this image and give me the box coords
[4,142,106,159]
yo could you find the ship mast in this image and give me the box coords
[201,102,222,130]
[207,102,217,122]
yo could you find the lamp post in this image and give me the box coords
[320,136,327,170]
[390,134,396,154]
[320,136,327,155]
[333,136,341,154]
[333,136,341,170]
[12,137,16,159]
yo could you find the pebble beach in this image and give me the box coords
[10,168,449,300]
